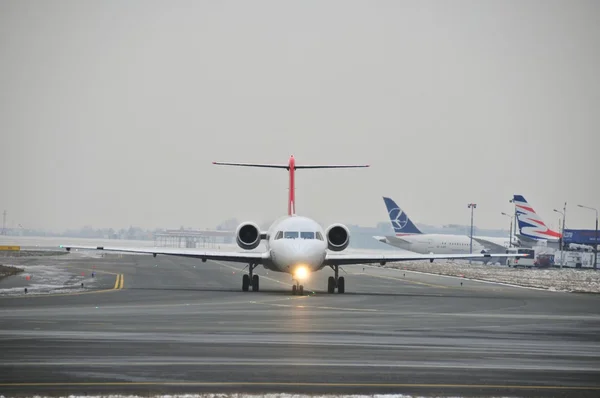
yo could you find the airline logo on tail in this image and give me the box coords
[513,195,561,240]
[382,197,422,235]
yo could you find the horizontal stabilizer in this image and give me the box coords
[373,235,412,244]
[295,164,370,169]
[213,155,369,217]
[212,162,289,169]
[213,161,369,170]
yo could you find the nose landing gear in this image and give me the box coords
[242,263,259,292]
[292,279,304,295]
[327,265,345,294]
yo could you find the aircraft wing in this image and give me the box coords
[373,235,412,244]
[59,245,269,264]
[324,251,526,266]
[515,234,555,246]
[471,237,507,252]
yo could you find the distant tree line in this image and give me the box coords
[3,218,510,241]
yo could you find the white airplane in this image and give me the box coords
[60,156,524,295]
[374,197,519,258]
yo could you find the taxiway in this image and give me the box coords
[1,252,599,397]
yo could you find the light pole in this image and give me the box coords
[468,203,477,261]
[501,212,513,248]
[553,205,566,269]
[577,204,598,270]
[509,198,517,239]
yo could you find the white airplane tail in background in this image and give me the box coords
[513,195,561,241]
[382,197,423,236]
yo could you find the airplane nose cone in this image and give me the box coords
[277,240,325,270]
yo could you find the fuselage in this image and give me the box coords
[384,233,487,255]
[261,215,329,275]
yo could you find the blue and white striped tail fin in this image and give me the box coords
[382,197,422,236]
[513,195,561,240]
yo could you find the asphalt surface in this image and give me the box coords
[1,251,600,397]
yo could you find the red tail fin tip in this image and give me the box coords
[288,155,296,215]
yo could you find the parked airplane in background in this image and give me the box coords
[60,157,524,295]
[513,195,561,249]
[374,197,519,259]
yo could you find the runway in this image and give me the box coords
[1,252,600,397]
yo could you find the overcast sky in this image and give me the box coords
[1,0,599,232]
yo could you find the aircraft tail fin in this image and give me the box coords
[382,197,422,235]
[512,195,561,240]
[213,156,369,216]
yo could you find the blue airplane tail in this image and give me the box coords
[382,197,422,235]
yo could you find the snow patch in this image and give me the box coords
[382,261,600,293]
[0,264,96,296]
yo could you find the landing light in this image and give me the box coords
[294,266,309,280]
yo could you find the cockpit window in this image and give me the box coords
[280,231,318,239]
[284,231,299,239]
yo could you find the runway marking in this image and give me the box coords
[0,381,598,391]
[313,305,377,312]
[265,303,378,312]
[68,266,119,276]
[0,273,125,300]
[353,271,449,289]
[212,260,292,287]
[206,259,452,293]
[25,320,56,324]
[0,287,117,299]
[0,293,307,312]
[3,361,600,372]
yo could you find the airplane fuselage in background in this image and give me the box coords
[376,197,516,259]
[378,233,487,255]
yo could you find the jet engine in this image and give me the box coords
[326,223,350,251]
[236,222,261,250]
